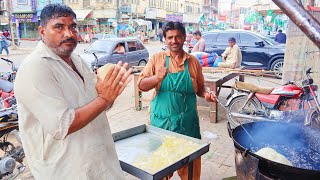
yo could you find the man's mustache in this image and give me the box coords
[60,38,77,45]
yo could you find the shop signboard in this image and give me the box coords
[219,15,227,22]
[120,5,132,13]
[165,13,183,22]
[145,8,157,19]
[183,14,200,23]
[157,9,166,19]
[12,13,38,23]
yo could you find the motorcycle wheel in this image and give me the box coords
[310,111,320,129]
[227,96,260,129]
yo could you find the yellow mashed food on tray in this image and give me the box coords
[133,136,202,173]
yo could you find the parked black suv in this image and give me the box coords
[203,30,285,78]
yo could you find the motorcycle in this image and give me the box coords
[0,104,25,179]
[226,68,320,129]
[0,58,24,179]
[0,58,16,109]
[0,58,18,83]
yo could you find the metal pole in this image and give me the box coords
[272,0,320,49]
[116,0,121,37]
[7,0,17,49]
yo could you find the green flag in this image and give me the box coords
[199,14,205,23]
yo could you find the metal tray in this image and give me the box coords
[113,125,210,180]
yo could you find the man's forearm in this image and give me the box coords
[139,75,160,91]
[67,97,111,135]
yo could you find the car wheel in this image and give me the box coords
[271,59,283,79]
[138,60,147,66]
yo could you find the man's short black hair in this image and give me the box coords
[278,29,282,33]
[228,37,236,42]
[162,21,186,38]
[193,30,202,37]
[40,4,76,26]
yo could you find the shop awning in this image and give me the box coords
[133,19,148,26]
[92,9,116,19]
[73,9,92,21]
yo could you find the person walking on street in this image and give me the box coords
[0,31,9,55]
[218,37,242,69]
[138,21,217,180]
[191,30,206,52]
[158,28,163,43]
[274,29,287,43]
[3,30,10,39]
[14,4,131,179]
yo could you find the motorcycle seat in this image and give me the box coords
[0,79,13,93]
[234,81,274,94]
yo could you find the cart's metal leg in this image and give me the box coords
[188,161,194,180]
[134,74,142,110]
[209,83,218,123]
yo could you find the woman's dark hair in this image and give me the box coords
[162,21,186,38]
[40,4,76,26]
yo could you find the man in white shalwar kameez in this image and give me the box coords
[14,4,131,179]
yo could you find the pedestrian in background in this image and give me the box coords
[3,29,10,39]
[191,30,206,52]
[158,28,163,43]
[219,37,242,69]
[0,31,9,55]
[274,29,287,43]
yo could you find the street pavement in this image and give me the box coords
[1,40,282,180]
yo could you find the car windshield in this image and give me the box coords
[86,41,114,53]
[255,33,279,45]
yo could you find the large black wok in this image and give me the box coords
[228,121,320,180]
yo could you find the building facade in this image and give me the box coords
[0,0,10,31]
[7,0,219,39]
[12,0,39,38]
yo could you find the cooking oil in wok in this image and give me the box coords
[251,144,320,171]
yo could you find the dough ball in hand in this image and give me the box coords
[97,63,115,80]
[97,63,127,80]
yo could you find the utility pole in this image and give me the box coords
[6,0,17,49]
[116,0,121,37]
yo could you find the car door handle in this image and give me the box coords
[211,45,217,48]
[240,47,246,50]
